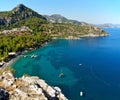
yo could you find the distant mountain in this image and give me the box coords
[97,23,120,28]
[44,14,88,25]
[0,4,46,26]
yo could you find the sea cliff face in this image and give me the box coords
[0,71,67,100]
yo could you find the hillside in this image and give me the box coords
[0,4,108,37]
[0,4,46,26]
[0,68,67,100]
[0,4,108,60]
[44,14,88,25]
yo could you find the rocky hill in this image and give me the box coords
[44,14,88,25]
[0,4,46,26]
[0,4,108,37]
[0,71,67,100]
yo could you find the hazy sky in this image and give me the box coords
[0,0,120,24]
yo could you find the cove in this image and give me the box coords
[12,28,120,100]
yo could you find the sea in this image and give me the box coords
[12,28,120,100]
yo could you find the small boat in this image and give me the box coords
[79,64,82,66]
[23,55,26,58]
[80,91,84,96]
[59,73,64,78]
[31,54,37,58]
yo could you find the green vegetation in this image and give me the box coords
[38,23,107,38]
[0,11,12,17]
[0,66,15,75]
[0,4,46,26]
[0,33,51,61]
[0,17,48,32]
[23,73,30,77]
[0,4,108,61]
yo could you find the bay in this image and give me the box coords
[12,28,120,100]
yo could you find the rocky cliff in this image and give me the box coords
[0,71,67,100]
[0,4,46,26]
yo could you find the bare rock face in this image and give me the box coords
[0,4,46,26]
[0,71,67,100]
[12,4,26,13]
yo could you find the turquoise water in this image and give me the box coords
[12,28,120,100]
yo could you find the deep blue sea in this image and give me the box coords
[12,28,120,100]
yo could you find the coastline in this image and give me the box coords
[0,40,50,70]
[0,32,108,70]
[0,67,67,100]
[52,33,108,40]
[0,41,68,100]
[0,51,26,70]
[1,33,109,69]
[0,34,109,100]
[0,48,39,70]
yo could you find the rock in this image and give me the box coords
[0,88,9,100]
[46,86,56,97]
[54,87,61,92]
[0,4,46,26]
[0,71,67,100]
[1,72,14,87]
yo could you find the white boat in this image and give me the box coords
[31,54,37,58]
[79,64,82,66]
[80,91,84,96]
[59,73,64,78]
[23,55,26,58]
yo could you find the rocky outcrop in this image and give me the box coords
[0,87,9,100]
[0,4,46,26]
[0,72,67,100]
[44,14,88,25]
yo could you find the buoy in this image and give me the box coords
[80,91,84,96]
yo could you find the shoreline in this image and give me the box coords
[0,41,49,70]
[52,33,108,40]
[1,38,53,70]
[0,40,68,100]
[0,33,108,69]
[0,51,27,70]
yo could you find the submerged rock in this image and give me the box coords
[0,87,9,100]
[0,71,67,100]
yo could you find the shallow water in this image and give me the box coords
[12,28,120,100]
